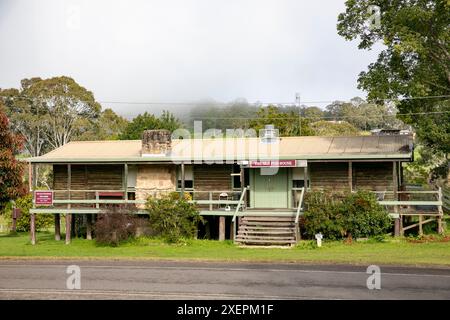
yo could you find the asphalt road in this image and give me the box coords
[0,260,449,300]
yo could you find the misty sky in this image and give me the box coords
[0,0,383,117]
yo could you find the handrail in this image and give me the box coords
[294,187,305,224]
[378,200,442,206]
[232,186,248,242]
[370,190,439,194]
[232,186,248,223]
[293,187,305,242]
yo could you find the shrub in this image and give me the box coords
[94,205,139,246]
[3,194,53,232]
[301,190,347,240]
[339,190,392,238]
[146,192,202,243]
[301,190,391,240]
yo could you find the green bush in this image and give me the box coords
[301,190,391,240]
[146,192,203,243]
[3,194,53,232]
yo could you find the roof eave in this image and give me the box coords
[25,153,413,164]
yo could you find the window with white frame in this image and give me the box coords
[292,167,309,188]
[177,165,194,189]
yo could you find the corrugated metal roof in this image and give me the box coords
[28,135,414,163]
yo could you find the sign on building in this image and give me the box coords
[35,191,53,206]
[247,160,307,168]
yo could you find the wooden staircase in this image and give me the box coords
[235,212,298,246]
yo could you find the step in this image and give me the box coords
[235,239,297,245]
[238,230,295,235]
[242,216,295,222]
[236,235,295,240]
[246,208,296,212]
[240,221,296,227]
[238,226,295,231]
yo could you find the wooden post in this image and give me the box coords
[399,162,404,186]
[418,215,423,236]
[348,161,353,192]
[304,166,308,189]
[209,191,213,211]
[30,162,36,245]
[219,216,225,241]
[437,216,443,234]
[12,216,17,233]
[205,219,211,239]
[124,163,128,201]
[437,187,444,234]
[240,167,246,210]
[86,215,92,240]
[28,162,32,192]
[230,220,234,241]
[65,214,71,244]
[393,161,400,236]
[54,214,61,241]
[95,191,100,209]
[400,215,404,236]
[181,162,185,196]
[11,206,17,233]
[30,213,36,245]
[66,164,72,244]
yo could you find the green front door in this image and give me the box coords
[252,168,289,208]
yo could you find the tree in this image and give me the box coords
[159,110,182,132]
[0,80,48,157]
[302,106,324,122]
[119,111,182,140]
[310,120,360,136]
[1,76,102,154]
[249,105,314,136]
[77,108,129,141]
[337,0,450,157]
[324,98,404,131]
[0,104,26,210]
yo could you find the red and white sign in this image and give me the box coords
[249,160,306,168]
[35,191,53,206]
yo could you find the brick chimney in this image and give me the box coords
[141,130,172,157]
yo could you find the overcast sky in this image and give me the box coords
[0,0,383,116]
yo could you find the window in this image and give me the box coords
[292,167,309,188]
[127,165,137,188]
[177,165,194,190]
[292,180,305,188]
[232,164,242,190]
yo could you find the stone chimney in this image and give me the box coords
[141,130,172,157]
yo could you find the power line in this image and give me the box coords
[2,94,450,106]
[98,94,450,105]
[189,111,450,120]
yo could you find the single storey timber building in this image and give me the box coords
[27,128,444,245]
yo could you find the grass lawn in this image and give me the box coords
[1,232,450,267]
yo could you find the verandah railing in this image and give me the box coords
[31,189,245,214]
